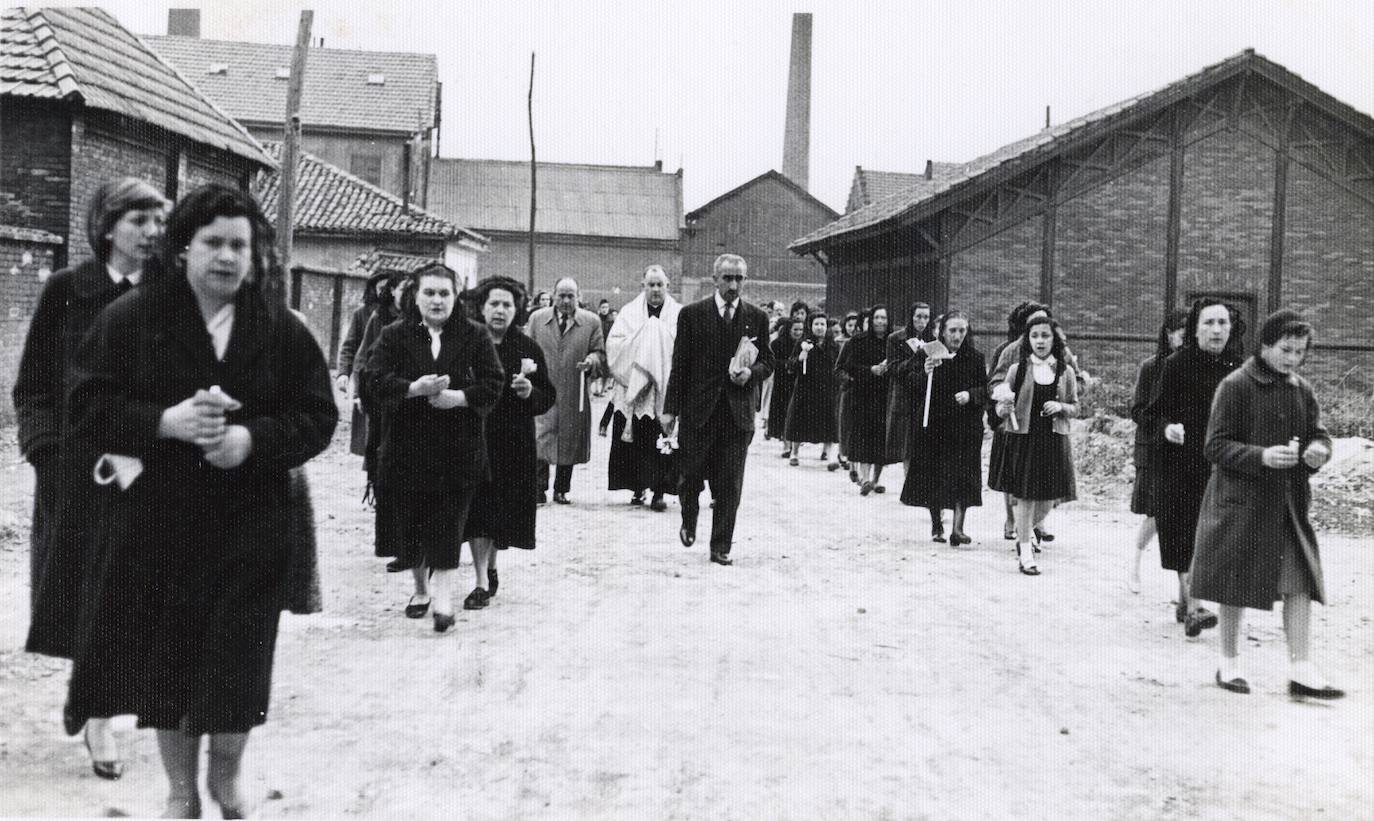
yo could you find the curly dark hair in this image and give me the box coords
[468,275,530,327]
[1012,314,1067,395]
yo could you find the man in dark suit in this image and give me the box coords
[660,254,774,566]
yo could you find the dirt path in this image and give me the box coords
[1,398,1371,819]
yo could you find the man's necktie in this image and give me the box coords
[117,277,133,294]
[559,315,569,336]
[723,302,734,324]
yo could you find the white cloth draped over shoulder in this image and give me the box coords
[606,291,681,420]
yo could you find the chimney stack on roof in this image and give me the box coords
[781,12,812,191]
[167,9,200,38]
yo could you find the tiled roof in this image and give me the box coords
[253,142,486,243]
[144,35,437,135]
[845,164,962,213]
[428,159,684,241]
[794,50,1373,252]
[686,170,838,221]
[0,8,271,166]
[349,249,441,278]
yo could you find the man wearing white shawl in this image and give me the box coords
[606,266,681,510]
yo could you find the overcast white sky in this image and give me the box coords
[69,1,1374,212]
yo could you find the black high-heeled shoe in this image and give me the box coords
[1289,680,1345,700]
[433,610,456,633]
[949,532,971,546]
[82,723,123,781]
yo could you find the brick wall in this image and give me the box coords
[0,99,72,262]
[477,235,682,307]
[294,270,338,354]
[948,215,1043,335]
[1283,161,1374,349]
[0,237,60,423]
[1055,152,1170,337]
[684,175,834,283]
[1177,127,1277,304]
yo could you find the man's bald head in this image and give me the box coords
[553,277,579,317]
[643,265,669,308]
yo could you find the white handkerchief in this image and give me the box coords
[93,454,143,490]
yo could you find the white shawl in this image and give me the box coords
[606,291,681,420]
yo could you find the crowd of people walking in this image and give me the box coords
[10,177,1348,816]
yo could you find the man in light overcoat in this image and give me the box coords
[529,277,606,503]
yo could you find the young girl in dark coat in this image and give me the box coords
[884,302,933,469]
[15,177,168,779]
[901,311,987,544]
[1126,308,1188,593]
[784,312,839,465]
[363,264,505,631]
[1192,311,1342,699]
[992,315,1079,576]
[1146,298,1243,635]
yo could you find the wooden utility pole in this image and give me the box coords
[277,10,313,297]
[527,51,537,296]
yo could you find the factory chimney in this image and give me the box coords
[781,13,812,191]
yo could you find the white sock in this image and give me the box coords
[1017,543,1037,568]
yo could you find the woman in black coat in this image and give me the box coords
[363,263,504,631]
[64,184,337,818]
[768,317,803,453]
[1191,311,1342,698]
[1147,297,1243,636]
[901,311,987,544]
[1126,308,1188,593]
[14,177,167,778]
[784,312,839,465]
[462,277,556,609]
[835,306,894,494]
[884,302,933,468]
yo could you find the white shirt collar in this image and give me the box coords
[714,291,737,317]
[206,303,235,361]
[106,263,142,286]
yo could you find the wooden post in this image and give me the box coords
[1268,103,1295,313]
[1040,159,1059,306]
[1164,109,1185,312]
[527,52,537,297]
[277,10,313,302]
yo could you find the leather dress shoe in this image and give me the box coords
[630,493,644,506]
[709,552,733,566]
[650,494,668,512]
[679,522,696,547]
[385,558,413,573]
[873,484,885,494]
[1033,527,1055,543]
[1289,680,1345,700]
[860,480,874,496]
[463,588,490,610]
[553,492,571,505]
[1216,670,1251,694]
[404,595,431,619]
[1184,608,1218,638]
[432,610,456,633]
[949,532,972,546]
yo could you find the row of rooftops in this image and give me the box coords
[5,9,1369,262]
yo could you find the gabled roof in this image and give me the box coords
[144,35,437,135]
[686,169,838,221]
[845,163,961,213]
[0,7,271,166]
[428,159,684,241]
[349,249,442,278]
[253,142,485,244]
[793,50,1374,253]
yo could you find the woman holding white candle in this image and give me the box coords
[783,312,839,465]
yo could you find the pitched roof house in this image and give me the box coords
[146,29,439,203]
[427,158,684,302]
